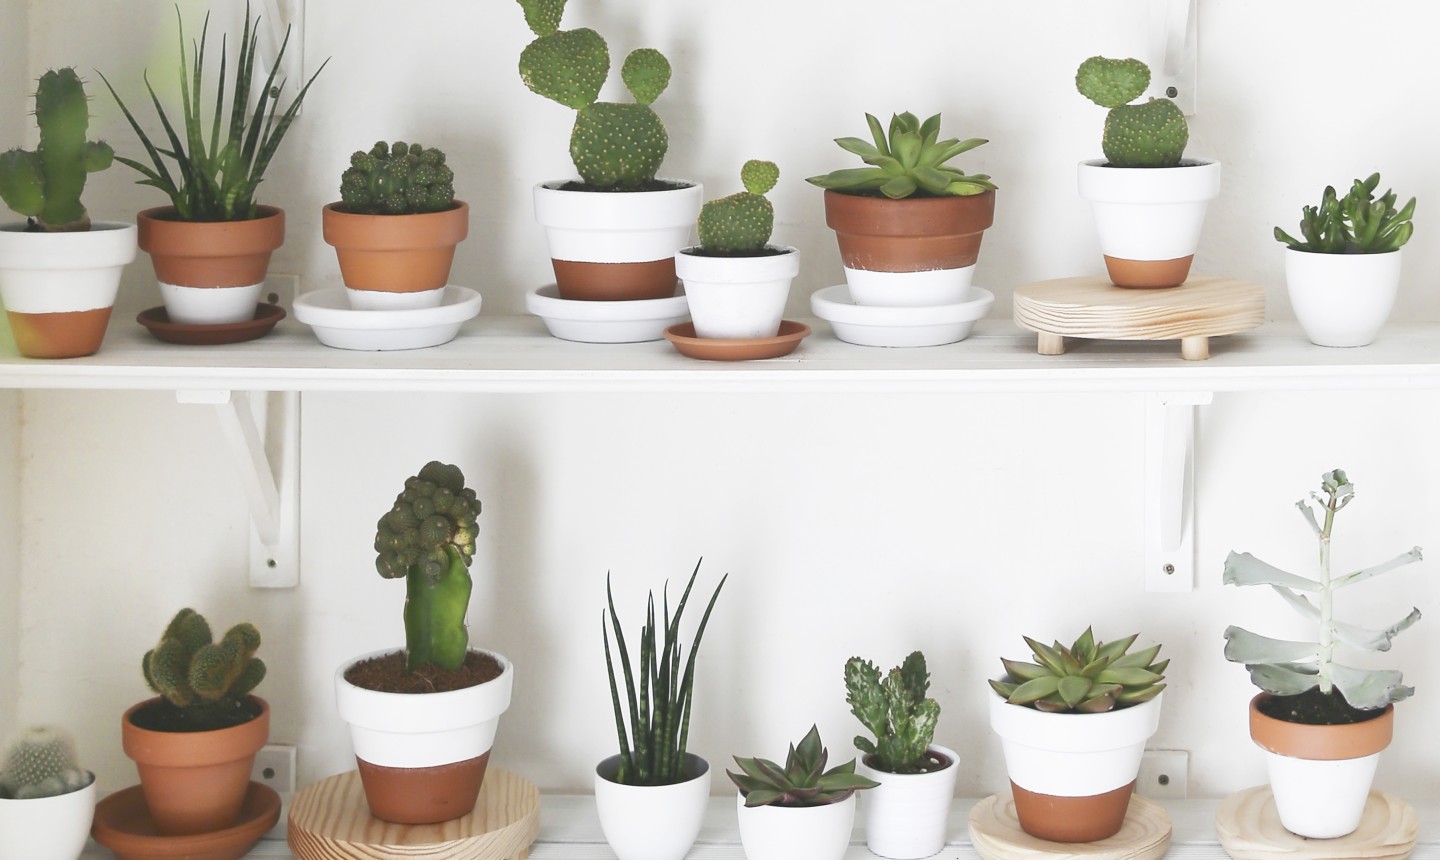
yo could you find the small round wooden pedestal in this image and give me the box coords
[288,768,540,860]
[968,792,1171,860]
[1013,276,1265,360]
[1215,786,1417,860]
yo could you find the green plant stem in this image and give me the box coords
[403,544,472,672]
[1318,488,1337,694]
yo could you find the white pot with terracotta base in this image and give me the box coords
[335,648,514,824]
[856,745,959,859]
[533,181,702,301]
[0,777,96,860]
[0,222,136,358]
[138,205,284,325]
[1285,248,1401,347]
[1249,692,1393,839]
[322,201,470,310]
[988,691,1162,842]
[1077,159,1221,288]
[594,753,709,860]
[736,792,857,860]
[675,245,799,339]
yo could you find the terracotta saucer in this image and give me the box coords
[92,781,280,860]
[136,303,286,345]
[663,320,810,361]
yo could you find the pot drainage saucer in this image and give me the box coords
[293,285,481,350]
[137,303,285,346]
[663,320,809,361]
[812,284,993,348]
[526,284,689,343]
[92,781,280,860]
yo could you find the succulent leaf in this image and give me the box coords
[1274,174,1416,253]
[807,112,995,199]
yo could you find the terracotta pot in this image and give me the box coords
[137,206,285,325]
[856,745,959,859]
[121,696,270,836]
[1076,159,1221,288]
[0,221,137,358]
[321,201,470,310]
[594,753,709,860]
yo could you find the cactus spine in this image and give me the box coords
[143,608,266,727]
[0,726,93,800]
[340,141,456,215]
[1075,56,1188,168]
[0,68,113,231]
[696,160,779,255]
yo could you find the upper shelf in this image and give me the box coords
[2,315,1439,394]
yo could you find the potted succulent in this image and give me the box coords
[0,725,96,860]
[1074,56,1220,288]
[806,111,996,308]
[123,608,268,836]
[1223,469,1423,838]
[987,628,1167,842]
[675,159,797,340]
[1274,175,1416,347]
[844,651,956,860]
[322,141,469,310]
[516,0,701,302]
[0,68,136,358]
[728,725,878,860]
[100,5,324,326]
[595,560,725,860]
[335,461,512,825]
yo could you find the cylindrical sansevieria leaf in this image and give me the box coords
[990,627,1166,714]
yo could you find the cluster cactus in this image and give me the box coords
[0,726,92,800]
[844,651,941,774]
[516,0,672,189]
[143,609,266,728]
[990,628,1167,713]
[0,68,113,232]
[807,112,995,199]
[1274,174,1416,254]
[375,461,482,673]
[728,725,878,808]
[695,160,779,255]
[1075,56,1188,168]
[339,141,456,215]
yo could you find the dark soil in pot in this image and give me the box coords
[129,697,263,732]
[684,245,790,259]
[552,179,693,193]
[345,650,503,694]
[864,748,952,774]
[1256,687,1387,726]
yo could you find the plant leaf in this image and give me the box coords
[1223,551,1319,591]
[1333,548,1423,589]
[1330,662,1412,709]
[1246,661,1320,697]
[1223,626,1319,664]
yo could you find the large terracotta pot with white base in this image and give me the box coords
[138,206,284,325]
[1077,159,1220,288]
[1284,248,1401,347]
[675,245,799,339]
[594,753,709,860]
[0,778,96,860]
[0,222,136,358]
[856,744,959,859]
[736,792,857,860]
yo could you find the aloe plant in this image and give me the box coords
[728,725,878,807]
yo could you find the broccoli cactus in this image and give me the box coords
[0,726,93,800]
[0,68,113,231]
[142,609,266,728]
[1076,56,1188,168]
[339,141,456,216]
[844,651,941,774]
[375,461,482,673]
[696,160,779,255]
[516,0,671,189]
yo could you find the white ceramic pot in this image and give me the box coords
[0,778,96,860]
[345,285,446,311]
[1077,159,1221,288]
[846,266,973,308]
[675,246,798,339]
[736,792,856,860]
[159,282,264,326]
[856,745,958,859]
[0,222,137,358]
[1285,248,1401,347]
[594,753,709,860]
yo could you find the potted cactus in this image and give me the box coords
[1274,175,1416,347]
[674,159,798,340]
[728,725,879,860]
[1222,469,1423,838]
[123,608,269,837]
[516,0,701,302]
[595,560,725,860]
[0,726,96,860]
[1074,56,1220,288]
[335,461,512,825]
[322,141,469,310]
[987,628,1167,842]
[806,111,996,308]
[844,651,956,860]
[100,5,324,326]
[0,68,137,358]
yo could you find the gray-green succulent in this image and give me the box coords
[1075,56,1188,168]
[727,725,879,808]
[696,159,778,255]
[990,628,1167,713]
[806,112,995,199]
[1274,174,1416,254]
[844,651,940,774]
[0,726,93,800]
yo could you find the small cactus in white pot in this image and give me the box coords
[0,726,97,860]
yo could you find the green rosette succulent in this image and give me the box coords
[728,725,879,808]
[990,627,1167,713]
[806,112,995,199]
[1075,56,1188,168]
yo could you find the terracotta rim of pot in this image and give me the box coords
[321,201,469,293]
[1248,692,1393,761]
[821,189,996,273]
[137,206,284,288]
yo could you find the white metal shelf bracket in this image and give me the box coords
[1144,391,1211,592]
[175,389,300,588]
[1148,0,1198,116]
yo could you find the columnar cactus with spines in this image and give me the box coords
[0,726,92,800]
[340,141,456,215]
[1076,56,1188,168]
[517,0,672,189]
[143,608,266,727]
[0,68,113,231]
[696,160,778,255]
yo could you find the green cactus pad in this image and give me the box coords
[697,192,774,255]
[519,28,608,111]
[570,102,668,188]
[517,0,565,37]
[1076,56,1151,109]
[740,160,779,196]
[0,68,112,231]
[1102,98,1188,168]
[620,48,671,106]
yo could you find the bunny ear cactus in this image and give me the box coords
[142,608,266,729]
[696,159,778,255]
[0,726,93,800]
[844,651,941,774]
[0,68,113,232]
[1076,56,1188,168]
[1223,469,1424,712]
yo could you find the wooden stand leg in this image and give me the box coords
[1180,336,1209,361]
[1037,332,1065,356]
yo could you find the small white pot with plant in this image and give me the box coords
[1223,468,1423,839]
[0,726,96,860]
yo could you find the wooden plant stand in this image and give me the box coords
[288,768,540,860]
[968,792,1171,860]
[1215,786,1417,860]
[1013,275,1265,360]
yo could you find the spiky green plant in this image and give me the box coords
[1274,175,1416,254]
[728,725,879,808]
[1075,56,1188,168]
[0,726,93,800]
[990,628,1167,713]
[374,461,482,673]
[1224,469,1423,711]
[844,651,941,774]
[695,159,778,255]
[99,3,326,222]
[604,560,726,786]
[806,112,995,199]
[339,141,456,216]
[143,608,266,729]
[0,68,113,232]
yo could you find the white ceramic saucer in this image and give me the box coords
[525,284,689,343]
[293,285,481,350]
[811,284,994,347]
